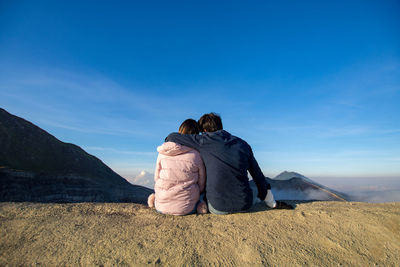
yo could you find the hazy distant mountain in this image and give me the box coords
[274,171,314,183]
[252,171,349,201]
[0,108,153,203]
[126,171,155,189]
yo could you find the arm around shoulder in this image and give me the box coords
[165,132,202,150]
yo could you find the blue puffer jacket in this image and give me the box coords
[166,130,269,213]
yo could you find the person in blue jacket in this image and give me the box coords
[165,112,278,214]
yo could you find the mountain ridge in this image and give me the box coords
[0,108,152,203]
[274,171,314,183]
[264,171,349,201]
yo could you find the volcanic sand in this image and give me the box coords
[0,201,399,266]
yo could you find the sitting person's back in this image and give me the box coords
[165,113,276,214]
[148,119,206,215]
[154,141,205,215]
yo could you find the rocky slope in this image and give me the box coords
[0,201,398,266]
[0,108,152,203]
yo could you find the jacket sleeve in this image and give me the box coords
[248,147,269,200]
[197,159,206,193]
[154,154,162,183]
[165,132,202,150]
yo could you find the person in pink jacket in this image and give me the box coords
[147,119,207,215]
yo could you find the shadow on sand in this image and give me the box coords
[247,200,330,214]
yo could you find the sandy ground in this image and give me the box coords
[0,201,399,266]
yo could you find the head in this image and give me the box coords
[198,112,223,132]
[178,119,201,134]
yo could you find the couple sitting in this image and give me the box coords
[148,113,278,215]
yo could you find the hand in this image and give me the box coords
[264,189,276,208]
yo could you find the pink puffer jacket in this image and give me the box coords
[154,142,206,215]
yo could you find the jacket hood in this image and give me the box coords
[204,130,233,142]
[157,142,193,156]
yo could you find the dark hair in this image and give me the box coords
[198,113,223,132]
[178,119,200,134]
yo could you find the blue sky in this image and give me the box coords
[1,1,399,179]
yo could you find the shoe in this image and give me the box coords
[275,201,294,210]
[197,201,208,214]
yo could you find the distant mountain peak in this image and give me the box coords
[263,170,348,201]
[274,171,310,181]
